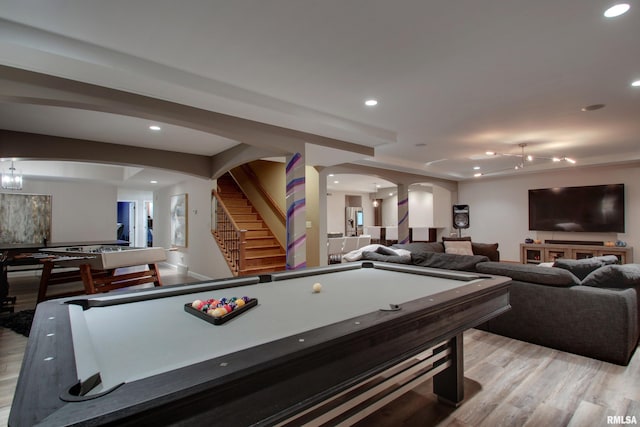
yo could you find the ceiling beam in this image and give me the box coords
[0,129,212,179]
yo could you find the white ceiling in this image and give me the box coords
[1,1,639,191]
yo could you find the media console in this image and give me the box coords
[520,243,633,265]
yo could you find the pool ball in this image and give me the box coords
[312,283,322,293]
[211,307,227,318]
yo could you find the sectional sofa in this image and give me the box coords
[355,241,640,365]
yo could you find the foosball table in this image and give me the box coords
[37,245,167,302]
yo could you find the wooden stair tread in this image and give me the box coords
[240,265,287,275]
[216,171,286,277]
[245,244,282,250]
[245,254,285,260]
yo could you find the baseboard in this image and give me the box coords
[188,271,212,281]
[159,262,211,281]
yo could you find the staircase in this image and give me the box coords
[213,173,286,276]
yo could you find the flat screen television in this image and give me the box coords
[528,184,625,233]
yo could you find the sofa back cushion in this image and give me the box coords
[581,264,640,288]
[553,258,606,280]
[476,262,581,287]
[393,240,500,261]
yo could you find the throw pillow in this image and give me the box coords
[581,264,640,288]
[342,244,385,262]
[444,240,474,256]
[375,245,403,256]
[553,258,604,280]
[594,255,620,265]
[471,242,500,261]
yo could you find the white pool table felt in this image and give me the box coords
[70,268,481,393]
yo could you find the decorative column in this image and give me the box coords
[397,184,410,244]
[285,152,306,270]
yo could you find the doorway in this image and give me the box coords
[144,201,153,247]
[117,201,136,246]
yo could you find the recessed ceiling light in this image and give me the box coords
[604,3,630,18]
[581,104,606,112]
[364,99,378,107]
[485,151,496,156]
[149,125,161,131]
[632,80,640,87]
[474,173,483,177]
[150,180,158,184]
[333,180,339,184]
[473,166,481,170]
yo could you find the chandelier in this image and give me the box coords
[371,183,381,207]
[1,160,23,190]
[475,143,575,177]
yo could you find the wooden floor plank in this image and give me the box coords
[566,401,609,427]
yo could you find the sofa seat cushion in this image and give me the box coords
[581,264,640,289]
[476,262,580,287]
[411,251,489,272]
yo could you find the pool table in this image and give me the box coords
[10,262,511,426]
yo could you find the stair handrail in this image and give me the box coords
[211,189,247,275]
[239,164,286,226]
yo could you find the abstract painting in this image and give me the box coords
[170,193,188,247]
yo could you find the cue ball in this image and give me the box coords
[312,282,322,293]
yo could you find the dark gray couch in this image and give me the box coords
[361,242,640,365]
[476,261,640,365]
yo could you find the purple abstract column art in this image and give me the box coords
[285,152,306,270]
[397,184,410,244]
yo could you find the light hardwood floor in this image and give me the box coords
[1,269,639,427]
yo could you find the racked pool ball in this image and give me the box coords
[312,282,322,293]
[210,307,227,318]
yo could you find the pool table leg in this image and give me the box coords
[433,333,464,407]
